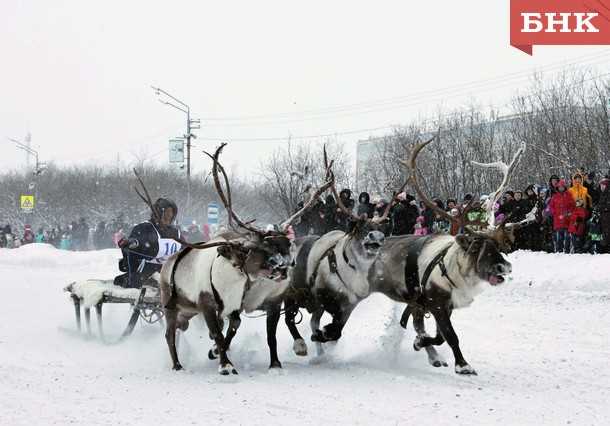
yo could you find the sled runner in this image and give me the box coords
[64,279,164,344]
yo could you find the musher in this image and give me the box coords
[113,198,181,288]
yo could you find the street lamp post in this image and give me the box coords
[8,138,45,175]
[151,86,200,182]
[151,86,200,219]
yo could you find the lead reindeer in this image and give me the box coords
[159,143,334,374]
[370,137,533,375]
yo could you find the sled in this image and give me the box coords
[64,279,164,344]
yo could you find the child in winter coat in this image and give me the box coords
[549,180,576,253]
[413,216,428,236]
[59,233,71,250]
[567,198,588,253]
[585,211,603,254]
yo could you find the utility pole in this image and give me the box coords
[151,86,200,219]
[151,86,200,182]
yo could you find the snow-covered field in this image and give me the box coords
[1,244,609,426]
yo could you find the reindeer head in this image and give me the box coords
[455,232,512,286]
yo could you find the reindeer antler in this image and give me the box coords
[279,145,335,232]
[203,143,266,236]
[401,135,460,226]
[471,142,526,229]
[133,168,162,224]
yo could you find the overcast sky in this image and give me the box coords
[2,0,610,179]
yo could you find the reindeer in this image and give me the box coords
[369,137,533,375]
[278,176,405,356]
[159,143,334,374]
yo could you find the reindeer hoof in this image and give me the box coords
[208,346,219,360]
[269,360,283,369]
[311,330,326,343]
[431,360,449,368]
[293,338,308,356]
[455,364,477,375]
[413,337,423,351]
[219,364,237,375]
[173,363,184,371]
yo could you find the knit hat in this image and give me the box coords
[505,190,515,198]
[600,178,609,186]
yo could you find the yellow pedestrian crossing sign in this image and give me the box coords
[20,195,35,211]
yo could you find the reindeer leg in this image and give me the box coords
[411,309,447,368]
[266,303,282,369]
[224,311,241,351]
[207,315,225,360]
[322,305,355,342]
[199,293,236,375]
[284,298,307,356]
[310,307,325,356]
[430,307,476,375]
[164,308,183,371]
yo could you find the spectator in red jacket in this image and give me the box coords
[549,180,575,253]
[568,198,588,253]
[22,224,35,245]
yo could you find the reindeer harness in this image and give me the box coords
[404,238,457,306]
[309,239,357,294]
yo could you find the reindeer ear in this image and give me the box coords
[455,234,472,251]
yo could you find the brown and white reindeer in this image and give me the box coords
[369,137,532,375]
[159,143,334,374]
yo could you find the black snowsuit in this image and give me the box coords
[114,199,180,288]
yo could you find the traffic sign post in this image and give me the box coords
[207,202,219,225]
[20,194,35,213]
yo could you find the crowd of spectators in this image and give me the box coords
[2,170,609,254]
[292,170,610,254]
[0,215,212,251]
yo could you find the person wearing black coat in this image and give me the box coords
[392,193,419,235]
[114,198,181,288]
[323,194,338,233]
[356,192,374,219]
[498,191,517,221]
[336,188,355,232]
[584,172,600,207]
[598,178,610,253]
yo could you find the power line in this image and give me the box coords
[201,49,610,124]
[199,70,610,143]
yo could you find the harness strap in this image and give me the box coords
[404,243,457,310]
[165,246,192,309]
[309,245,337,287]
[404,237,429,297]
[342,247,356,271]
[420,245,458,290]
[309,238,358,296]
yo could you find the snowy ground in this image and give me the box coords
[1,244,609,426]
